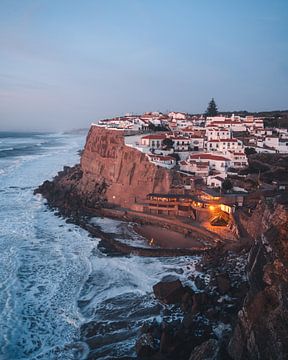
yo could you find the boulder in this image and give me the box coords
[188,339,220,360]
[153,276,185,304]
[195,275,207,290]
[135,333,157,358]
[216,273,231,294]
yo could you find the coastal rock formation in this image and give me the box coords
[36,126,185,212]
[228,200,288,360]
[79,126,176,209]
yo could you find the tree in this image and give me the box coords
[244,147,257,156]
[205,98,218,117]
[162,138,174,148]
[222,179,233,192]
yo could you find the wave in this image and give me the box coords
[0,147,14,152]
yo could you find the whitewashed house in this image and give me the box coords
[141,134,167,149]
[148,154,176,169]
[206,138,244,153]
[179,160,209,177]
[188,153,231,173]
[207,175,226,188]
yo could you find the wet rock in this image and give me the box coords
[135,333,157,358]
[160,327,175,354]
[181,289,194,312]
[182,312,195,329]
[216,273,231,294]
[230,282,249,299]
[195,275,207,290]
[188,339,220,360]
[153,276,186,304]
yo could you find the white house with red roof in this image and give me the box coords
[170,136,191,151]
[147,154,176,169]
[168,111,187,120]
[179,159,209,177]
[206,175,226,188]
[188,153,231,173]
[206,127,232,141]
[206,138,244,153]
[141,134,167,149]
[228,151,248,168]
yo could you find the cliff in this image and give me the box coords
[78,126,174,209]
[36,126,183,213]
[228,200,288,360]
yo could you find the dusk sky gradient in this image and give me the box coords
[0,0,287,131]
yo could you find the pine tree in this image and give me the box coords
[205,98,218,116]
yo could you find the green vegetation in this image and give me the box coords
[205,98,218,117]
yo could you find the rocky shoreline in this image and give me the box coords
[34,170,288,359]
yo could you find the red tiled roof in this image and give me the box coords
[149,155,175,161]
[141,134,167,140]
[189,154,230,161]
[207,139,238,143]
[171,137,190,141]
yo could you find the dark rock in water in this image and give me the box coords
[182,312,196,329]
[230,282,249,299]
[188,339,220,360]
[153,276,186,304]
[216,273,231,294]
[135,333,157,358]
[160,325,176,354]
[181,288,194,312]
[195,275,207,290]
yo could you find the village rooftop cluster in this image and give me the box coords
[95,110,288,190]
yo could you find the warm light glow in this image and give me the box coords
[209,205,215,211]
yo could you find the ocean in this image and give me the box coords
[0,132,198,360]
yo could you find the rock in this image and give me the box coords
[182,312,195,329]
[228,202,288,360]
[216,273,231,294]
[192,292,209,313]
[181,289,194,312]
[230,282,249,299]
[188,339,220,360]
[153,276,186,304]
[195,275,207,290]
[160,328,175,354]
[135,333,157,358]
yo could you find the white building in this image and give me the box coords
[188,153,231,173]
[206,127,232,140]
[189,135,204,151]
[171,137,191,151]
[207,175,226,188]
[148,154,176,169]
[168,111,187,120]
[179,160,209,177]
[228,151,248,168]
[141,134,167,149]
[206,138,244,153]
[262,136,288,153]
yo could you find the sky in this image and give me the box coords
[0,0,287,131]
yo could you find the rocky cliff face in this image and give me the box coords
[78,126,174,208]
[36,126,183,213]
[228,200,288,360]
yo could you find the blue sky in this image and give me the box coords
[0,0,287,131]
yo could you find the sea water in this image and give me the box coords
[0,132,198,360]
